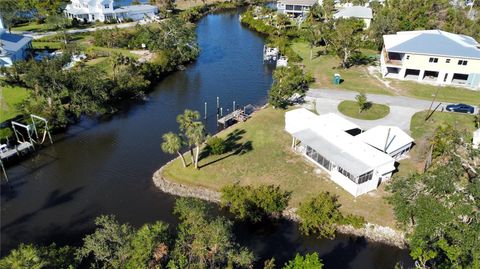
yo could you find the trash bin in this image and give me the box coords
[332,74,341,85]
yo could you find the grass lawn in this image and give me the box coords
[338,100,390,120]
[292,42,392,95]
[162,107,397,227]
[32,41,64,50]
[410,110,476,141]
[0,85,29,122]
[12,22,52,32]
[390,80,480,105]
[176,0,226,10]
[395,110,477,178]
[292,41,480,105]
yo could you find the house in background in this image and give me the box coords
[333,6,373,28]
[381,30,480,90]
[285,108,414,197]
[0,17,33,67]
[277,0,318,17]
[64,0,158,22]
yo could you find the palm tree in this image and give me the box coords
[176,109,200,163]
[161,132,187,167]
[188,122,206,169]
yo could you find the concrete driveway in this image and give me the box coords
[306,88,474,133]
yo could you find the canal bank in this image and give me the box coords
[151,106,408,249]
[2,9,413,268]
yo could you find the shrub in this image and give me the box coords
[297,192,342,239]
[220,184,291,222]
[283,253,323,269]
[338,214,366,229]
[268,66,312,109]
[206,136,226,155]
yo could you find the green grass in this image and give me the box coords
[410,110,476,140]
[395,110,477,178]
[0,85,29,122]
[12,22,52,32]
[292,41,480,105]
[162,107,397,227]
[391,80,480,104]
[292,42,392,95]
[32,41,64,50]
[338,100,390,120]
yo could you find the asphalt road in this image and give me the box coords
[306,88,477,132]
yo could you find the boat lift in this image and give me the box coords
[1,114,53,181]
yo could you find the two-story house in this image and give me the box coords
[381,30,480,90]
[277,0,318,17]
[64,0,158,22]
[333,6,373,29]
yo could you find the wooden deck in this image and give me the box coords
[0,142,34,160]
[217,109,250,126]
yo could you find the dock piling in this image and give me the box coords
[204,102,207,120]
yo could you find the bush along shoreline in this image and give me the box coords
[152,168,408,248]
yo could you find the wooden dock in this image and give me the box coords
[217,109,250,127]
[0,142,34,160]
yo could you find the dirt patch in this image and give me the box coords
[130,50,156,63]
[366,66,403,95]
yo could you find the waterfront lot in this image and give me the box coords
[0,86,28,123]
[292,42,480,105]
[162,107,398,227]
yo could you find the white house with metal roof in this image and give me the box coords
[277,0,318,17]
[333,6,373,28]
[285,108,404,197]
[64,0,158,22]
[0,17,32,67]
[381,30,480,90]
[356,125,414,160]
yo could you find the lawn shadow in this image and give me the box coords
[199,129,253,168]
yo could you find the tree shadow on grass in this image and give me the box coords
[199,129,253,168]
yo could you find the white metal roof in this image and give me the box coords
[285,108,394,176]
[285,108,360,134]
[355,126,414,154]
[313,113,360,131]
[383,30,480,60]
[333,6,373,19]
[292,127,394,177]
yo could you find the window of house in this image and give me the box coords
[458,60,468,65]
[286,5,293,10]
[429,57,438,63]
[104,4,109,8]
[446,59,450,63]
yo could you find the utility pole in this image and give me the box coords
[425,87,440,121]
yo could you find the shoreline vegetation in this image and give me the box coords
[152,106,408,248]
[0,1,263,143]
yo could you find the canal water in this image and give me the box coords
[1,9,413,268]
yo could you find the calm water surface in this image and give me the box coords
[1,10,413,268]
